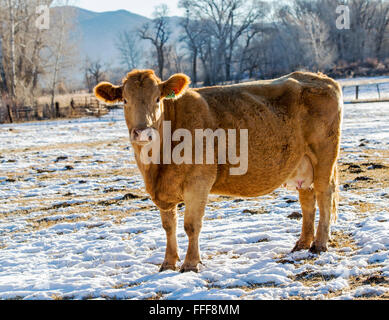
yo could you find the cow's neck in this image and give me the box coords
[132,143,159,201]
[131,99,179,204]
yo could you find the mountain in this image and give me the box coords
[74,7,149,65]
[66,7,182,67]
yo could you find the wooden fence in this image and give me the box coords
[0,95,111,124]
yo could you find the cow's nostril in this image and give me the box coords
[132,129,141,139]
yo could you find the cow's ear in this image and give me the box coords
[94,82,123,104]
[160,74,191,99]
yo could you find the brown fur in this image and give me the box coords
[94,70,343,273]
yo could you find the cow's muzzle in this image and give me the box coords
[130,127,158,145]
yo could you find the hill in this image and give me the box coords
[64,7,182,67]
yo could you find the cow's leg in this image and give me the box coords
[310,165,338,254]
[160,207,180,272]
[180,191,209,273]
[292,188,316,252]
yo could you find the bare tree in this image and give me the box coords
[0,5,5,92]
[179,0,269,83]
[179,0,231,83]
[84,58,105,92]
[0,38,7,92]
[138,4,171,78]
[179,7,207,86]
[0,0,77,109]
[165,44,185,75]
[292,9,335,71]
[116,30,142,71]
[6,0,16,98]
[371,0,389,60]
[235,20,273,82]
[0,1,49,102]
[224,0,269,81]
[45,2,78,112]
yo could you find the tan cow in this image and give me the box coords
[94,70,343,273]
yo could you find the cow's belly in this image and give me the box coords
[211,168,298,197]
[211,175,284,197]
[210,132,305,197]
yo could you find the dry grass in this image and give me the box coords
[23,201,150,232]
[146,292,166,300]
[28,215,91,230]
[329,230,358,251]
[37,93,95,106]
[323,272,389,300]
[207,281,283,294]
[0,137,129,155]
[350,201,383,214]
[288,271,389,300]
[285,228,388,300]
[339,163,388,190]
[350,272,388,288]
[338,150,389,222]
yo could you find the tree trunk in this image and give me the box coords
[225,45,233,82]
[7,104,13,123]
[225,58,231,82]
[0,38,8,92]
[8,0,17,98]
[50,14,65,114]
[30,29,42,98]
[192,49,197,86]
[157,46,164,78]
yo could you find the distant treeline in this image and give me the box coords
[0,0,76,115]
[114,0,389,86]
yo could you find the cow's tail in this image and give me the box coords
[331,163,339,223]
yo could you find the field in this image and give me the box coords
[0,89,388,300]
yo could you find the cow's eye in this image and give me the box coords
[156,97,160,104]
[123,99,127,104]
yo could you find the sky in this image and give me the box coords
[75,0,182,18]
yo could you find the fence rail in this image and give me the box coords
[339,78,389,103]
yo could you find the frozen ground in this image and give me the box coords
[0,92,388,300]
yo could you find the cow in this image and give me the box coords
[94,69,343,273]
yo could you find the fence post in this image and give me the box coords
[70,98,75,117]
[7,104,13,123]
[55,102,60,118]
[376,84,381,100]
[34,102,38,120]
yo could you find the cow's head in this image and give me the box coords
[94,69,190,145]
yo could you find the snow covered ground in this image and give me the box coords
[0,89,388,300]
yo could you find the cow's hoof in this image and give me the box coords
[159,262,177,272]
[292,240,312,252]
[309,242,328,254]
[179,263,199,273]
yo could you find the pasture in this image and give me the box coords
[0,84,388,300]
